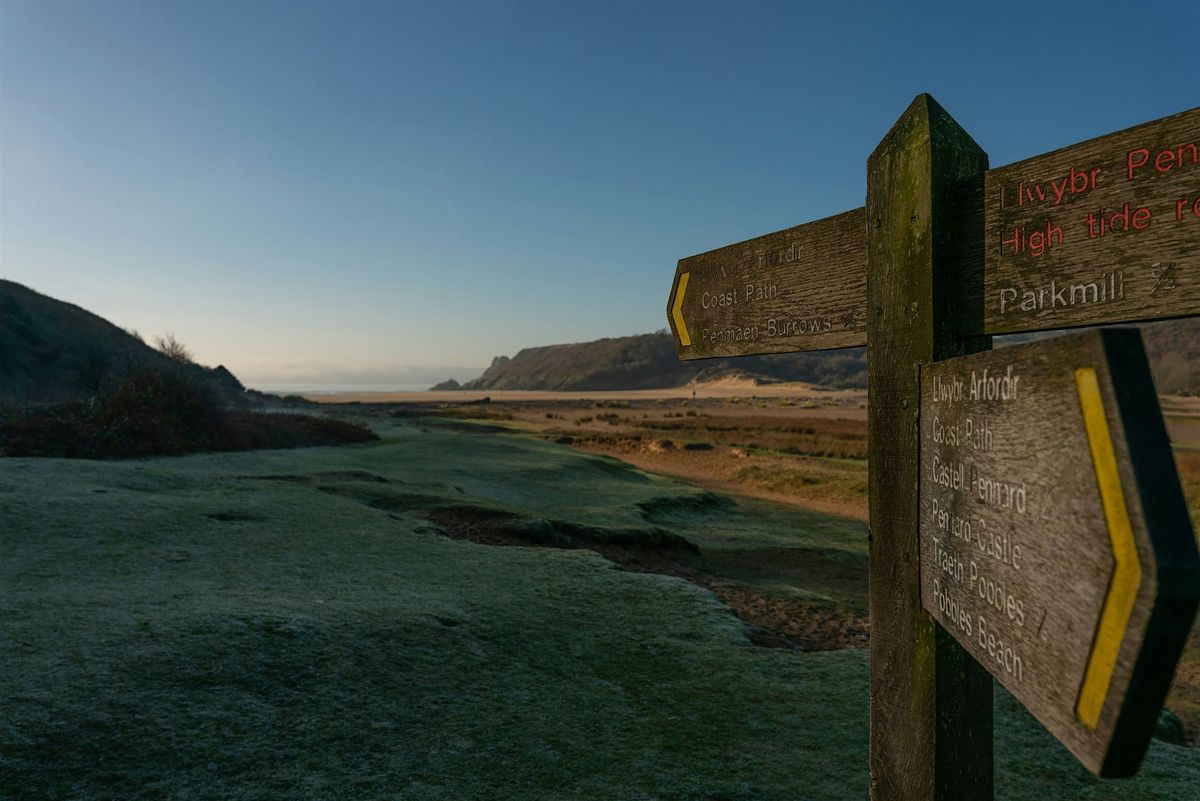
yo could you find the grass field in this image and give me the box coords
[2,416,1198,799]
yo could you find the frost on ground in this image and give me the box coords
[1,416,1196,800]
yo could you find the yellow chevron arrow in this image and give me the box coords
[672,272,692,347]
[1075,366,1143,729]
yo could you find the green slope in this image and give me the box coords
[0,280,247,408]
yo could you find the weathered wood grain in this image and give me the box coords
[666,208,866,359]
[919,329,1200,776]
[867,94,993,801]
[958,108,1200,335]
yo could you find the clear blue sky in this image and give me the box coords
[2,1,1196,387]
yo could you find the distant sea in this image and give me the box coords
[249,383,439,395]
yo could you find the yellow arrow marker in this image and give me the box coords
[1075,366,1143,729]
[672,271,692,347]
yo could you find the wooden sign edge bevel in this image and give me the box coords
[1097,328,1200,777]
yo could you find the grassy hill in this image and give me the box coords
[0,280,247,408]
[457,332,868,392]
[0,281,379,458]
[450,319,1200,394]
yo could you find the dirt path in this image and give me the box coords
[567,436,869,523]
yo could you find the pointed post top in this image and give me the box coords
[870,93,985,164]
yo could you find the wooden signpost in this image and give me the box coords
[920,329,1198,776]
[971,108,1200,336]
[667,94,1200,798]
[666,208,866,359]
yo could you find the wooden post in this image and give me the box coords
[867,94,993,800]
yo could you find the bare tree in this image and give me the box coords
[154,333,194,364]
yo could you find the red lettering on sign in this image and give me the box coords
[1086,203,1153,238]
[1175,142,1200,171]
[1127,148,1150,180]
[1127,142,1197,180]
[1015,167,1102,208]
[1017,181,1045,207]
[1046,222,1065,250]
[1001,221,1063,257]
[1179,196,1200,221]
[1001,227,1020,255]
[1029,228,1046,256]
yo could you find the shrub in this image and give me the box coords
[98,365,224,456]
[0,364,378,459]
[154,333,194,364]
[76,347,113,396]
